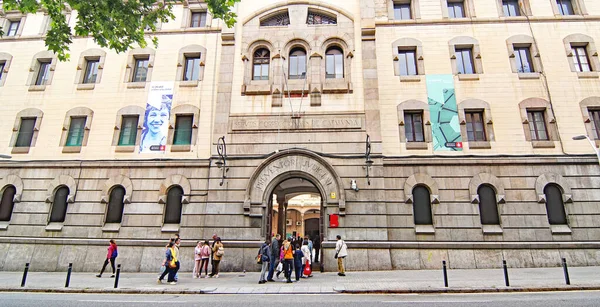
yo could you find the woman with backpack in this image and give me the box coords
[209,237,224,278]
[96,239,117,278]
[258,238,271,284]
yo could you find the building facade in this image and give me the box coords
[0,0,599,272]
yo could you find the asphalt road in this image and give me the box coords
[2,291,600,306]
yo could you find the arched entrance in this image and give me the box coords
[243,149,345,270]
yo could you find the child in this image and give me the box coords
[293,243,304,281]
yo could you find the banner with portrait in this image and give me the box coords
[425,75,463,151]
[139,82,174,153]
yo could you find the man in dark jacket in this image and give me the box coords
[267,234,280,281]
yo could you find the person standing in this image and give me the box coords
[200,240,210,278]
[258,238,271,284]
[173,236,181,282]
[293,244,304,281]
[313,236,320,263]
[282,238,294,283]
[209,234,218,276]
[335,235,348,276]
[96,239,118,278]
[301,240,312,277]
[267,234,280,282]
[193,241,202,278]
[209,237,224,278]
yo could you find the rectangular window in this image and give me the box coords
[173,115,193,145]
[503,0,521,16]
[83,59,99,84]
[404,112,424,142]
[514,46,533,73]
[15,118,36,147]
[465,111,486,141]
[557,0,575,15]
[118,116,139,146]
[590,109,600,140]
[455,48,475,74]
[0,62,4,80]
[572,46,591,72]
[394,2,412,20]
[66,117,86,147]
[35,61,51,85]
[183,56,201,81]
[398,50,417,76]
[7,20,20,37]
[448,1,465,18]
[132,58,149,82]
[190,12,207,27]
[527,110,549,141]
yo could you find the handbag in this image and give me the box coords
[334,251,339,259]
[276,261,283,272]
[168,259,177,269]
[303,260,312,276]
[256,254,262,264]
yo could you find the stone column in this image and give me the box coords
[277,193,286,236]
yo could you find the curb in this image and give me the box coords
[334,286,600,294]
[0,287,213,294]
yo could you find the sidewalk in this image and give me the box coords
[0,266,599,294]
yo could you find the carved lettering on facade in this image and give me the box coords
[232,117,362,131]
[253,156,335,194]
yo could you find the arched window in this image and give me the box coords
[544,183,567,225]
[289,48,306,79]
[253,49,270,81]
[478,184,499,225]
[106,185,125,224]
[413,185,433,225]
[164,185,183,224]
[326,47,344,79]
[0,185,16,222]
[49,186,69,223]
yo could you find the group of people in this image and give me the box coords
[95,233,348,284]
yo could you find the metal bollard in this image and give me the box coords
[114,264,121,289]
[65,263,73,288]
[442,260,449,287]
[562,258,571,285]
[21,263,29,287]
[502,260,510,287]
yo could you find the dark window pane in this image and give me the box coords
[478,185,500,225]
[35,61,51,85]
[465,111,486,141]
[503,0,520,16]
[118,116,139,146]
[173,115,193,145]
[514,47,533,73]
[405,112,424,142]
[399,50,417,76]
[190,12,207,27]
[326,48,344,79]
[394,3,412,20]
[15,118,36,147]
[590,110,600,139]
[557,0,574,15]
[66,117,86,147]
[456,48,474,74]
[106,186,125,224]
[0,185,16,221]
[0,63,5,80]
[184,56,201,81]
[7,21,19,36]
[252,49,270,81]
[527,110,548,141]
[307,11,337,24]
[132,58,149,82]
[260,11,290,26]
[544,184,567,225]
[413,186,433,225]
[83,60,99,84]
[289,49,306,79]
[164,186,183,224]
[50,186,69,223]
[448,1,465,18]
[572,46,591,72]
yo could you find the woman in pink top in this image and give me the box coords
[199,240,211,278]
[193,241,202,278]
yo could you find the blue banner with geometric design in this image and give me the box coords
[426,75,463,151]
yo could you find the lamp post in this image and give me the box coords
[573,135,600,165]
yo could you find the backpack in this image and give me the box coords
[111,248,118,258]
[216,245,224,257]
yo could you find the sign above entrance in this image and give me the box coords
[230,115,363,131]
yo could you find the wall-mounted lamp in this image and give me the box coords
[351,180,359,192]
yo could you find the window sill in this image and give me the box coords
[457,74,480,81]
[179,80,199,87]
[550,224,572,235]
[28,84,47,91]
[577,72,599,79]
[415,224,435,234]
[406,142,428,150]
[127,82,147,89]
[399,75,422,82]
[467,141,491,149]
[161,224,180,233]
[0,221,8,230]
[102,223,121,233]
[531,140,555,148]
[171,144,191,152]
[482,224,503,234]
[242,82,271,95]
[45,222,64,232]
[115,145,136,153]
[77,83,95,91]
[518,72,541,80]
[11,146,31,154]
[62,146,82,153]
